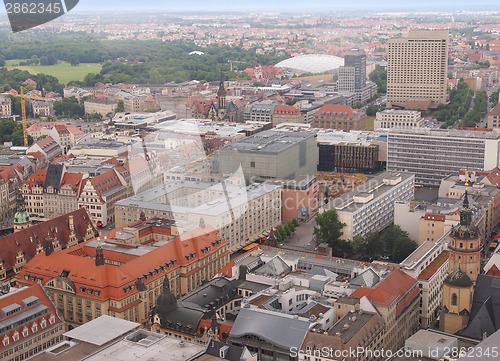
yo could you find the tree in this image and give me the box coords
[314,210,346,256]
[115,99,124,112]
[0,55,5,67]
[69,56,80,66]
[384,224,417,263]
[366,105,379,116]
[292,218,299,228]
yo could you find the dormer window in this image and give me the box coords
[40,319,47,328]
[49,314,55,325]
[22,327,29,337]
[3,336,9,346]
[31,323,38,333]
[12,332,19,342]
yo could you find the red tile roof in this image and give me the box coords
[24,170,47,190]
[0,208,97,278]
[486,264,500,278]
[0,284,63,351]
[418,251,449,281]
[486,167,500,187]
[60,172,84,193]
[351,268,418,310]
[314,104,362,119]
[90,169,125,198]
[274,104,300,115]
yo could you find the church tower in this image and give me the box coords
[14,191,31,232]
[448,180,482,283]
[217,70,227,119]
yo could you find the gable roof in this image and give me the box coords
[314,104,363,119]
[350,267,418,308]
[0,208,97,278]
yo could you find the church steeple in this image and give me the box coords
[460,179,472,226]
[217,70,227,111]
[95,237,105,266]
[14,190,31,232]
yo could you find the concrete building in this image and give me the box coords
[244,102,275,123]
[218,130,317,184]
[312,104,367,131]
[387,30,449,109]
[277,175,318,222]
[84,98,118,117]
[400,236,450,328]
[17,221,230,329]
[338,49,367,92]
[488,104,500,132]
[375,109,423,129]
[0,96,12,118]
[114,181,282,252]
[323,172,415,240]
[0,285,65,361]
[384,128,500,187]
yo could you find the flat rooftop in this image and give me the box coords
[381,128,500,140]
[223,130,315,153]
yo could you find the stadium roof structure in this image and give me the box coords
[275,54,344,74]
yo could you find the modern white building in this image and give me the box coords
[375,109,423,129]
[323,171,415,240]
[383,128,500,187]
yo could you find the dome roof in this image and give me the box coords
[275,54,344,74]
[155,277,177,318]
[444,268,473,288]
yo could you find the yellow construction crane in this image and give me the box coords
[14,86,53,147]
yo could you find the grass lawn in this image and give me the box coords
[367,116,375,130]
[6,59,102,84]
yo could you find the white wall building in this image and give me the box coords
[375,109,423,129]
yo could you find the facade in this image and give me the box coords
[278,175,318,222]
[0,96,12,118]
[338,49,367,92]
[0,207,98,283]
[387,30,449,108]
[123,96,145,113]
[245,102,275,123]
[31,101,53,117]
[17,221,230,329]
[26,136,63,163]
[374,109,423,129]
[84,98,118,117]
[384,128,500,187]
[312,104,367,131]
[488,104,500,132]
[324,172,415,240]
[114,181,282,252]
[272,104,304,127]
[77,168,128,226]
[218,130,317,184]
[318,142,381,174]
[0,285,65,361]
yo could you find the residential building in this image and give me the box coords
[17,221,230,329]
[27,122,84,143]
[272,104,304,127]
[244,102,275,123]
[123,95,145,113]
[400,237,450,328]
[26,136,63,163]
[0,285,65,361]
[218,130,317,184]
[77,168,128,225]
[488,104,500,131]
[387,30,449,109]
[114,181,282,252]
[30,101,53,117]
[84,98,118,117]
[312,104,367,131]
[375,109,423,129]
[49,125,72,150]
[323,172,415,240]
[384,128,500,187]
[0,96,11,118]
[0,208,98,283]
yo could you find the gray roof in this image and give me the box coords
[223,130,315,153]
[350,268,380,288]
[458,328,500,360]
[63,315,140,346]
[230,307,310,350]
[253,255,291,276]
[180,278,242,311]
[461,275,500,339]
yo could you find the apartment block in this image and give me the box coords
[488,104,500,132]
[0,96,12,118]
[387,30,449,108]
[84,98,118,117]
[375,109,423,129]
[272,104,304,127]
[324,172,415,240]
[384,128,500,186]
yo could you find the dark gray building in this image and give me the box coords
[344,49,367,90]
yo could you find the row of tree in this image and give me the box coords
[274,219,300,243]
[0,68,64,94]
[313,209,418,263]
[436,82,474,128]
[0,119,33,146]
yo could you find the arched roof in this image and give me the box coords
[275,54,344,73]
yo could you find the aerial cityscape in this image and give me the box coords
[0,2,500,361]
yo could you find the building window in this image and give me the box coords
[451,293,458,306]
